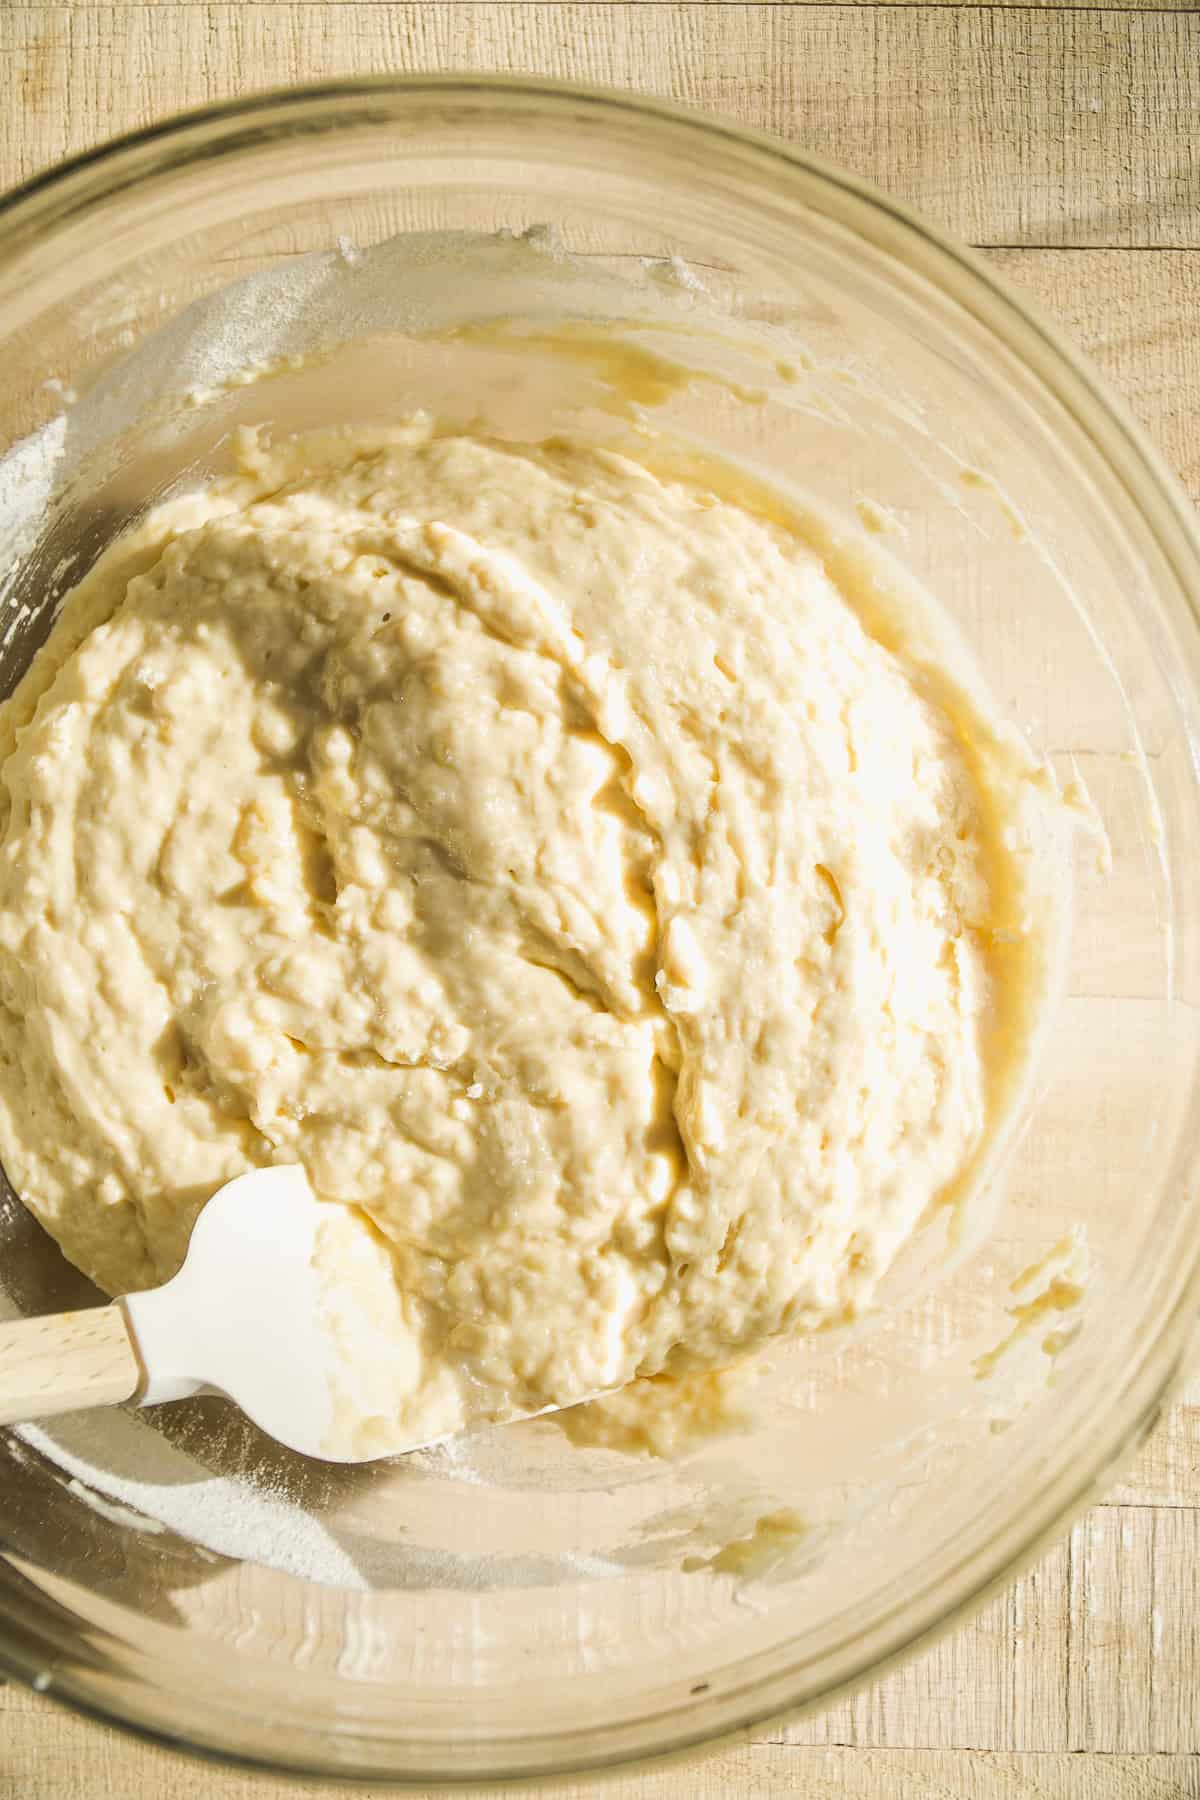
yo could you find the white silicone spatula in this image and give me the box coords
[0,1167,364,1461]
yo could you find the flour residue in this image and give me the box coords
[14,1414,368,1587]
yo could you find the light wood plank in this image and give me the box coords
[6,7,1200,248]
[1105,1372,1200,1511]
[776,1534,1074,1750]
[45,0,1200,10]
[0,1697,1195,1800]
[1069,1507,1200,1753]
[983,249,1200,508]
[773,1506,1200,1752]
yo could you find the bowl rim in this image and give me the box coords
[1,71,1199,1785]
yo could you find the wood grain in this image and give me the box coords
[47,0,1200,10]
[1069,1509,1200,1755]
[5,7,1200,248]
[0,1714,1196,1800]
[1109,1372,1200,1510]
[772,1509,1200,1753]
[983,249,1200,508]
[0,1307,140,1424]
[780,1538,1075,1750]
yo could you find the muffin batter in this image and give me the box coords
[0,421,1045,1448]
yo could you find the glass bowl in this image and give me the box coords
[0,77,1199,1784]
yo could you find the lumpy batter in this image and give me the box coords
[0,421,1047,1449]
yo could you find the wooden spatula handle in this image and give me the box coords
[0,1305,143,1425]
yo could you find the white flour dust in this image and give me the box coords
[16,1413,368,1588]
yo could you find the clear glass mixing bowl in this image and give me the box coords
[1,78,1199,1783]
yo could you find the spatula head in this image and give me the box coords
[121,1165,609,1463]
[121,1166,344,1461]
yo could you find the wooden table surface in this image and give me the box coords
[4,4,1200,1796]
